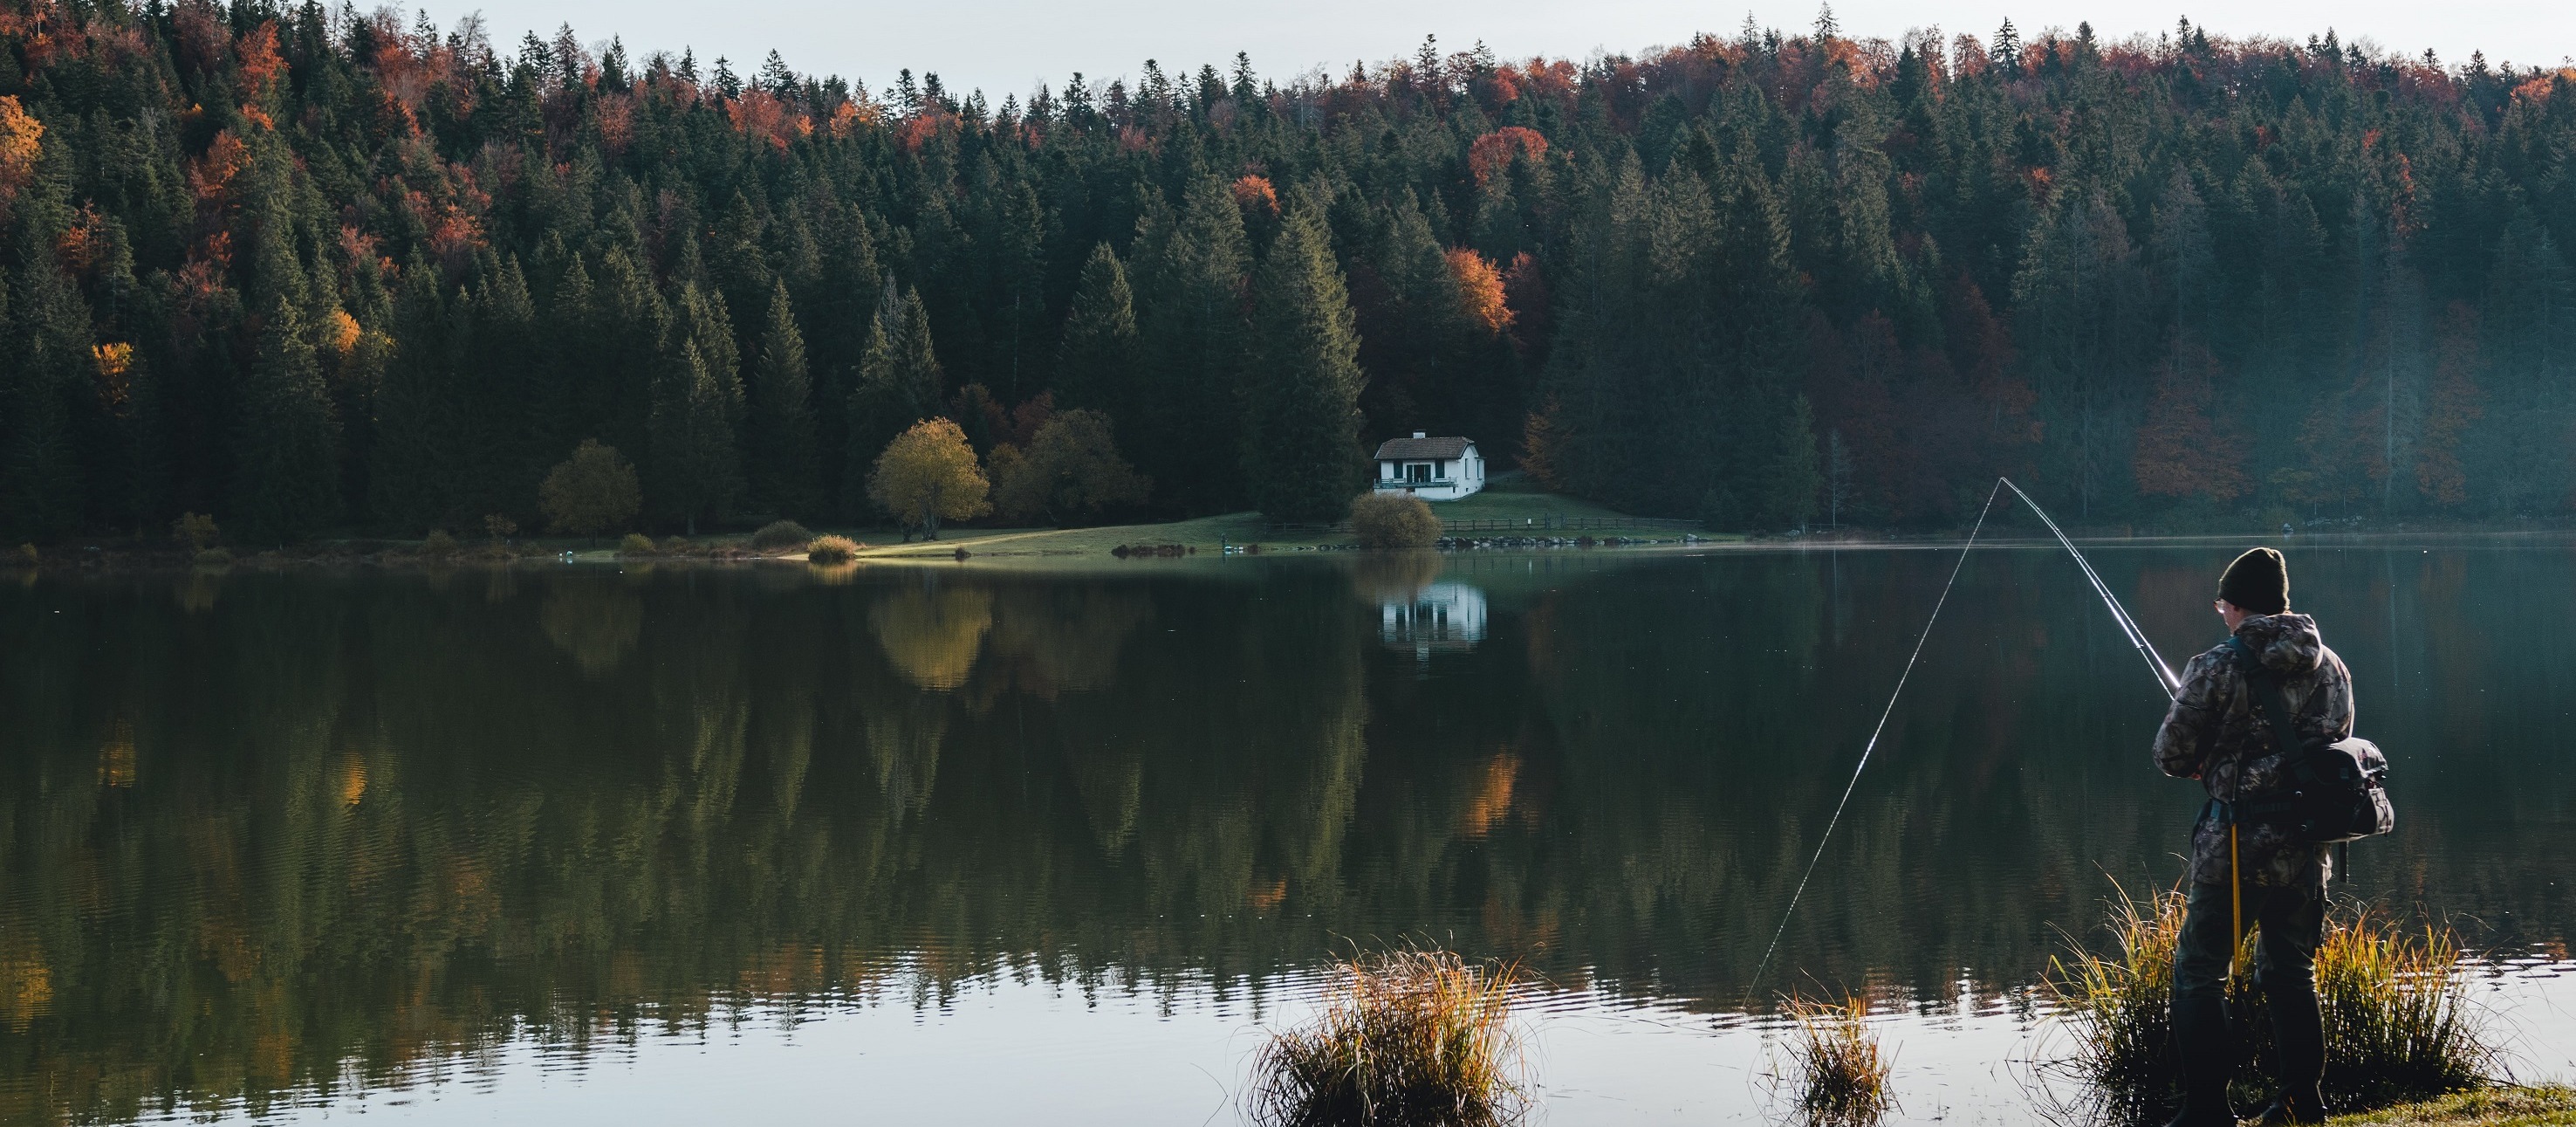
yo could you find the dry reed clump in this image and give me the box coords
[1246,948,1529,1127]
[1779,994,1895,1126]
[805,535,860,565]
[2046,882,2493,1123]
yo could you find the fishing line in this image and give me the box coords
[1742,478,2179,1000]
[1744,478,2005,997]
[1997,478,2180,697]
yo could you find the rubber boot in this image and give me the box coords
[2164,991,2237,1127]
[2251,982,2327,1125]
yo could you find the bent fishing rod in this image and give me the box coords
[1744,477,2177,999]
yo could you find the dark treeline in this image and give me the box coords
[5,2,2576,538]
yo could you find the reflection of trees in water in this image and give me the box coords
[1348,551,1444,603]
[981,584,1152,698]
[867,581,993,689]
[1,553,2571,1125]
[539,579,645,676]
[861,703,949,817]
[175,573,222,614]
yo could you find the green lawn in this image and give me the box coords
[2331,1088,2576,1127]
[828,487,1709,560]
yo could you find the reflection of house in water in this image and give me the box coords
[1380,582,1488,657]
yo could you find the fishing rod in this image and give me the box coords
[1998,478,2181,698]
[1744,478,2177,999]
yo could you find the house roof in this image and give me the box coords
[1373,436,1474,461]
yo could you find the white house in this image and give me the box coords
[1380,581,1489,656]
[1371,433,1484,500]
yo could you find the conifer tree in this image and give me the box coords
[1757,395,1823,529]
[464,258,538,519]
[1134,175,1251,513]
[843,284,944,517]
[750,280,819,517]
[233,298,341,540]
[1056,243,1140,415]
[1242,201,1367,522]
[369,261,453,529]
[1,244,89,537]
[649,340,744,534]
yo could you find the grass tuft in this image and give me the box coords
[2046,882,2495,1123]
[805,535,860,565]
[1780,994,1896,1127]
[1246,946,1529,1127]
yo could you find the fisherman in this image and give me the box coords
[2152,547,2353,1127]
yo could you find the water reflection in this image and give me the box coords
[1,546,2571,1124]
[1381,582,1489,656]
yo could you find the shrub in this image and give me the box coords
[751,519,814,549]
[10,542,37,567]
[193,546,233,567]
[2046,882,2494,1123]
[660,534,689,554]
[1350,492,1442,550]
[989,409,1151,526]
[806,535,860,564]
[619,533,656,556]
[422,528,459,557]
[1245,947,1528,1127]
[483,513,518,541]
[1780,995,1894,1126]
[171,512,219,550]
[541,440,642,539]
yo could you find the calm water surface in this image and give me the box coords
[3,541,2572,1124]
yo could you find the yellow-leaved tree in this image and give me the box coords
[868,418,990,541]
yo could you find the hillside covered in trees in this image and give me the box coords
[3,1,2575,539]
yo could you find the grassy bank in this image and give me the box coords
[6,485,1728,573]
[2330,1088,2576,1127]
[840,489,1717,560]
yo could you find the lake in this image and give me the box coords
[3,540,2572,1124]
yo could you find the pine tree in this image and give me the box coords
[1134,175,1251,513]
[1242,201,1367,522]
[369,260,454,529]
[843,284,944,516]
[1056,243,1140,415]
[1757,395,1823,529]
[1,245,90,537]
[464,258,538,520]
[750,280,819,517]
[233,298,342,541]
[649,340,744,534]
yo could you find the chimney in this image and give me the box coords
[1412,430,1427,439]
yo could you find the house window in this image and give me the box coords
[1407,463,1433,484]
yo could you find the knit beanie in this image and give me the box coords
[2217,547,2289,615]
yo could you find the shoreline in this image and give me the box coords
[11,516,2576,579]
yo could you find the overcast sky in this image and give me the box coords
[442,0,2576,101]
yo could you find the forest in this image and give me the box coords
[3,0,2575,539]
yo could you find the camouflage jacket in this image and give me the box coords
[2151,613,2354,890]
